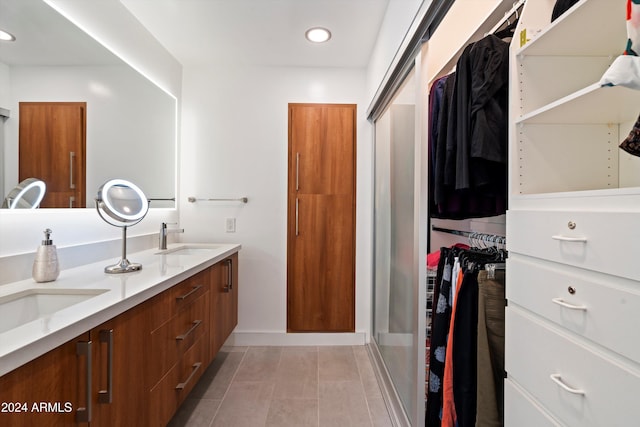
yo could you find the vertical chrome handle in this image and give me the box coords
[69,196,75,208]
[295,198,299,236]
[227,258,233,291]
[69,151,76,189]
[296,152,300,191]
[98,329,113,404]
[76,340,92,423]
[175,362,202,390]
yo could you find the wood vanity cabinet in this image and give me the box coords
[209,253,239,357]
[0,331,91,426]
[90,301,150,426]
[0,252,239,427]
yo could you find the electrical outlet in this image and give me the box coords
[225,217,236,233]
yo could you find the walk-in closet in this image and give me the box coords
[368,0,640,426]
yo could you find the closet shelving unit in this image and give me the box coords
[505,0,640,425]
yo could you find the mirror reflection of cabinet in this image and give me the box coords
[19,102,86,208]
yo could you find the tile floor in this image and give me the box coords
[168,346,394,427]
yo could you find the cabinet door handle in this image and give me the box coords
[69,151,76,189]
[176,285,203,301]
[76,340,92,423]
[69,196,75,208]
[98,329,113,404]
[549,374,585,395]
[551,298,587,311]
[176,320,202,340]
[551,235,587,243]
[295,198,299,236]
[227,258,233,291]
[296,152,300,191]
[175,362,202,390]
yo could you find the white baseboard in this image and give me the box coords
[228,331,367,346]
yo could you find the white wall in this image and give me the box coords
[366,0,424,104]
[179,65,372,344]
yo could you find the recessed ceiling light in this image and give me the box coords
[0,29,16,42]
[305,27,331,43]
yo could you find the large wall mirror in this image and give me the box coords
[0,0,176,209]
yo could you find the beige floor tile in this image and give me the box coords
[211,380,275,427]
[319,380,372,426]
[233,347,282,382]
[366,397,393,427]
[265,398,319,427]
[353,346,384,399]
[168,398,221,427]
[318,346,360,381]
[190,350,245,399]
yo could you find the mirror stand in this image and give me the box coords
[104,226,141,274]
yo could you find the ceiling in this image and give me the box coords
[120,0,391,68]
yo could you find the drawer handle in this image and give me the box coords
[551,235,587,243]
[176,320,202,340]
[98,329,114,404]
[175,362,202,390]
[551,298,587,311]
[549,374,585,395]
[176,284,203,301]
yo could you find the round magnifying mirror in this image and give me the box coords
[95,179,149,273]
[2,178,46,209]
[97,179,149,225]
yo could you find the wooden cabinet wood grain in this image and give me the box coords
[0,332,91,426]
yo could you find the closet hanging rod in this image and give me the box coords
[187,196,248,203]
[486,0,526,36]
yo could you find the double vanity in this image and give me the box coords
[0,243,240,426]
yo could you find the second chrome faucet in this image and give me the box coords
[159,222,184,250]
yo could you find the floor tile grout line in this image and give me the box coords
[353,346,376,426]
[207,346,250,427]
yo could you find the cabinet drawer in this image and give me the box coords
[149,293,209,387]
[506,306,640,427]
[504,379,561,427]
[507,210,640,281]
[507,254,640,363]
[148,269,210,331]
[149,333,209,426]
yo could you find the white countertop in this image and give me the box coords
[0,243,241,376]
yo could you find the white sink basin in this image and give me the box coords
[0,288,108,334]
[155,244,222,255]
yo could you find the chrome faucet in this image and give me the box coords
[159,222,184,250]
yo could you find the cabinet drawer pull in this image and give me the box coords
[551,298,587,311]
[176,320,202,340]
[176,285,203,301]
[175,362,202,390]
[98,329,113,404]
[226,258,233,291]
[76,340,92,423]
[549,374,585,395]
[551,235,587,243]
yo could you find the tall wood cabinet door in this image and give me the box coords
[287,103,356,332]
[90,302,149,427]
[19,102,86,208]
[0,332,91,427]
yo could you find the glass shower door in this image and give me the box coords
[372,69,419,423]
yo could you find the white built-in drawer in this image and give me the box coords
[507,210,640,281]
[504,379,561,427]
[506,306,640,427]
[507,254,640,363]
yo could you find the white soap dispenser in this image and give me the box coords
[32,228,60,283]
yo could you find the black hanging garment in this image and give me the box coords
[551,0,581,22]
